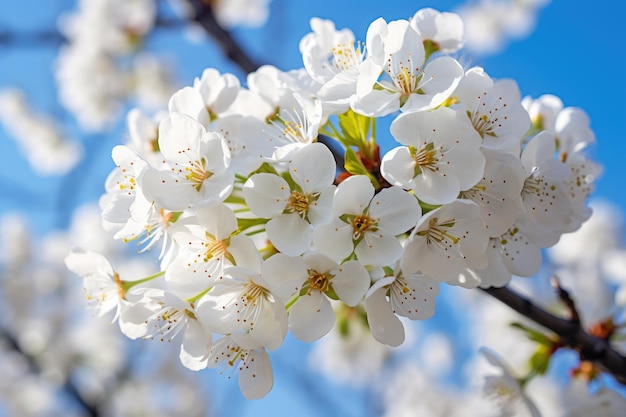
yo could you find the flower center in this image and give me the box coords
[307,269,333,293]
[287,191,310,215]
[417,217,460,245]
[185,157,212,191]
[468,93,507,139]
[351,214,377,239]
[409,142,440,176]
[331,41,364,72]
[202,233,232,263]
[522,176,544,197]
[386,53,420,95]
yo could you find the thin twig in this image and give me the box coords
[482,286,626,384]
[184,0,260,73]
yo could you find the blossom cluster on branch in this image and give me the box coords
[65,7,600,399]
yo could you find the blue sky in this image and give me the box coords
[0,0,625,415]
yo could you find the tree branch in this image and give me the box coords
[184,0,260,73]
[482,286,626,384]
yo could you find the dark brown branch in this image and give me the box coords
[482,286,626,384]
[184,0,260,74]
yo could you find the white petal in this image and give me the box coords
[179,319,211,371]
[266,214,312,256]
[239,348,274,399]
[290,143,336,194]
[370,187,421,235]
[333,175,374,216]
[243,173,290,218]
[331,260,370,306]
[168,87,210,127]
[289,292,334,342]
[356,232,403,266]
[261,253,307,299]
[312,220,355,262]
[365,285,405,347]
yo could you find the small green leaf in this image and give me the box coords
[529,345,552,375]
[510,322,555,346]
[338,109,371,148]
[344,147,369,176]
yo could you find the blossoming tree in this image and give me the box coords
[1,0,625,416]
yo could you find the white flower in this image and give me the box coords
[313,175,421,266]
[519,131,572,245]
[167,204,260,297]
[0,89,82,175]
[365,266,439,346]
[243,143,336,256]
[265,90,323,160]
[459,149,525,237]
[261,252,370,342]
[481,348,542,417]
[299,17,364,113]
[207,333,274,399]
[455,67,530,150]
[382,106,485,205]
[126,288,212,371]
[352,18,463,116]
[140,113,233,211]
[409,8,465,53]
[64,248,127,320]
[402,199,489,285]
[193,68,241,118]
[562,377,626,417]
[195,267,287,350]
[473,221,543,289]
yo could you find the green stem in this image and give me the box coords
[121,270,165,292]
[186,286,213,305]
[285,293,300,311]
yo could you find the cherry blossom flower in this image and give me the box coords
[140,113,233,211]
[382,106,485,205]
[124,288,212,371]
[365,266,439,346]
[195,267,287,350]
[313,175,421,266]
[353,17,463,116]
[455,67,530,150]
[299,17,364,113]
[261,252,370,342]
[481,348,542,417]
[459,149,525,237]
[519,131,572,245]
[402,199,489,285]
[207,333,274,399]
[166,204,260,297]
[409,8,465,53]
[243,143,336,256]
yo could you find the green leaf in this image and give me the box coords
[529,345,552,375]
[344,147,380,188]
[510,322,555,346]
[344,147,369,176]
[338,109,371,148]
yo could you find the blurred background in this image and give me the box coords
[1,0,625,416]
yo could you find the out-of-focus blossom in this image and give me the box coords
[0,89,82,175]
[457,0,550,55]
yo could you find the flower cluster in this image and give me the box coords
[67,8,598,399]
[56,0,174,131]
